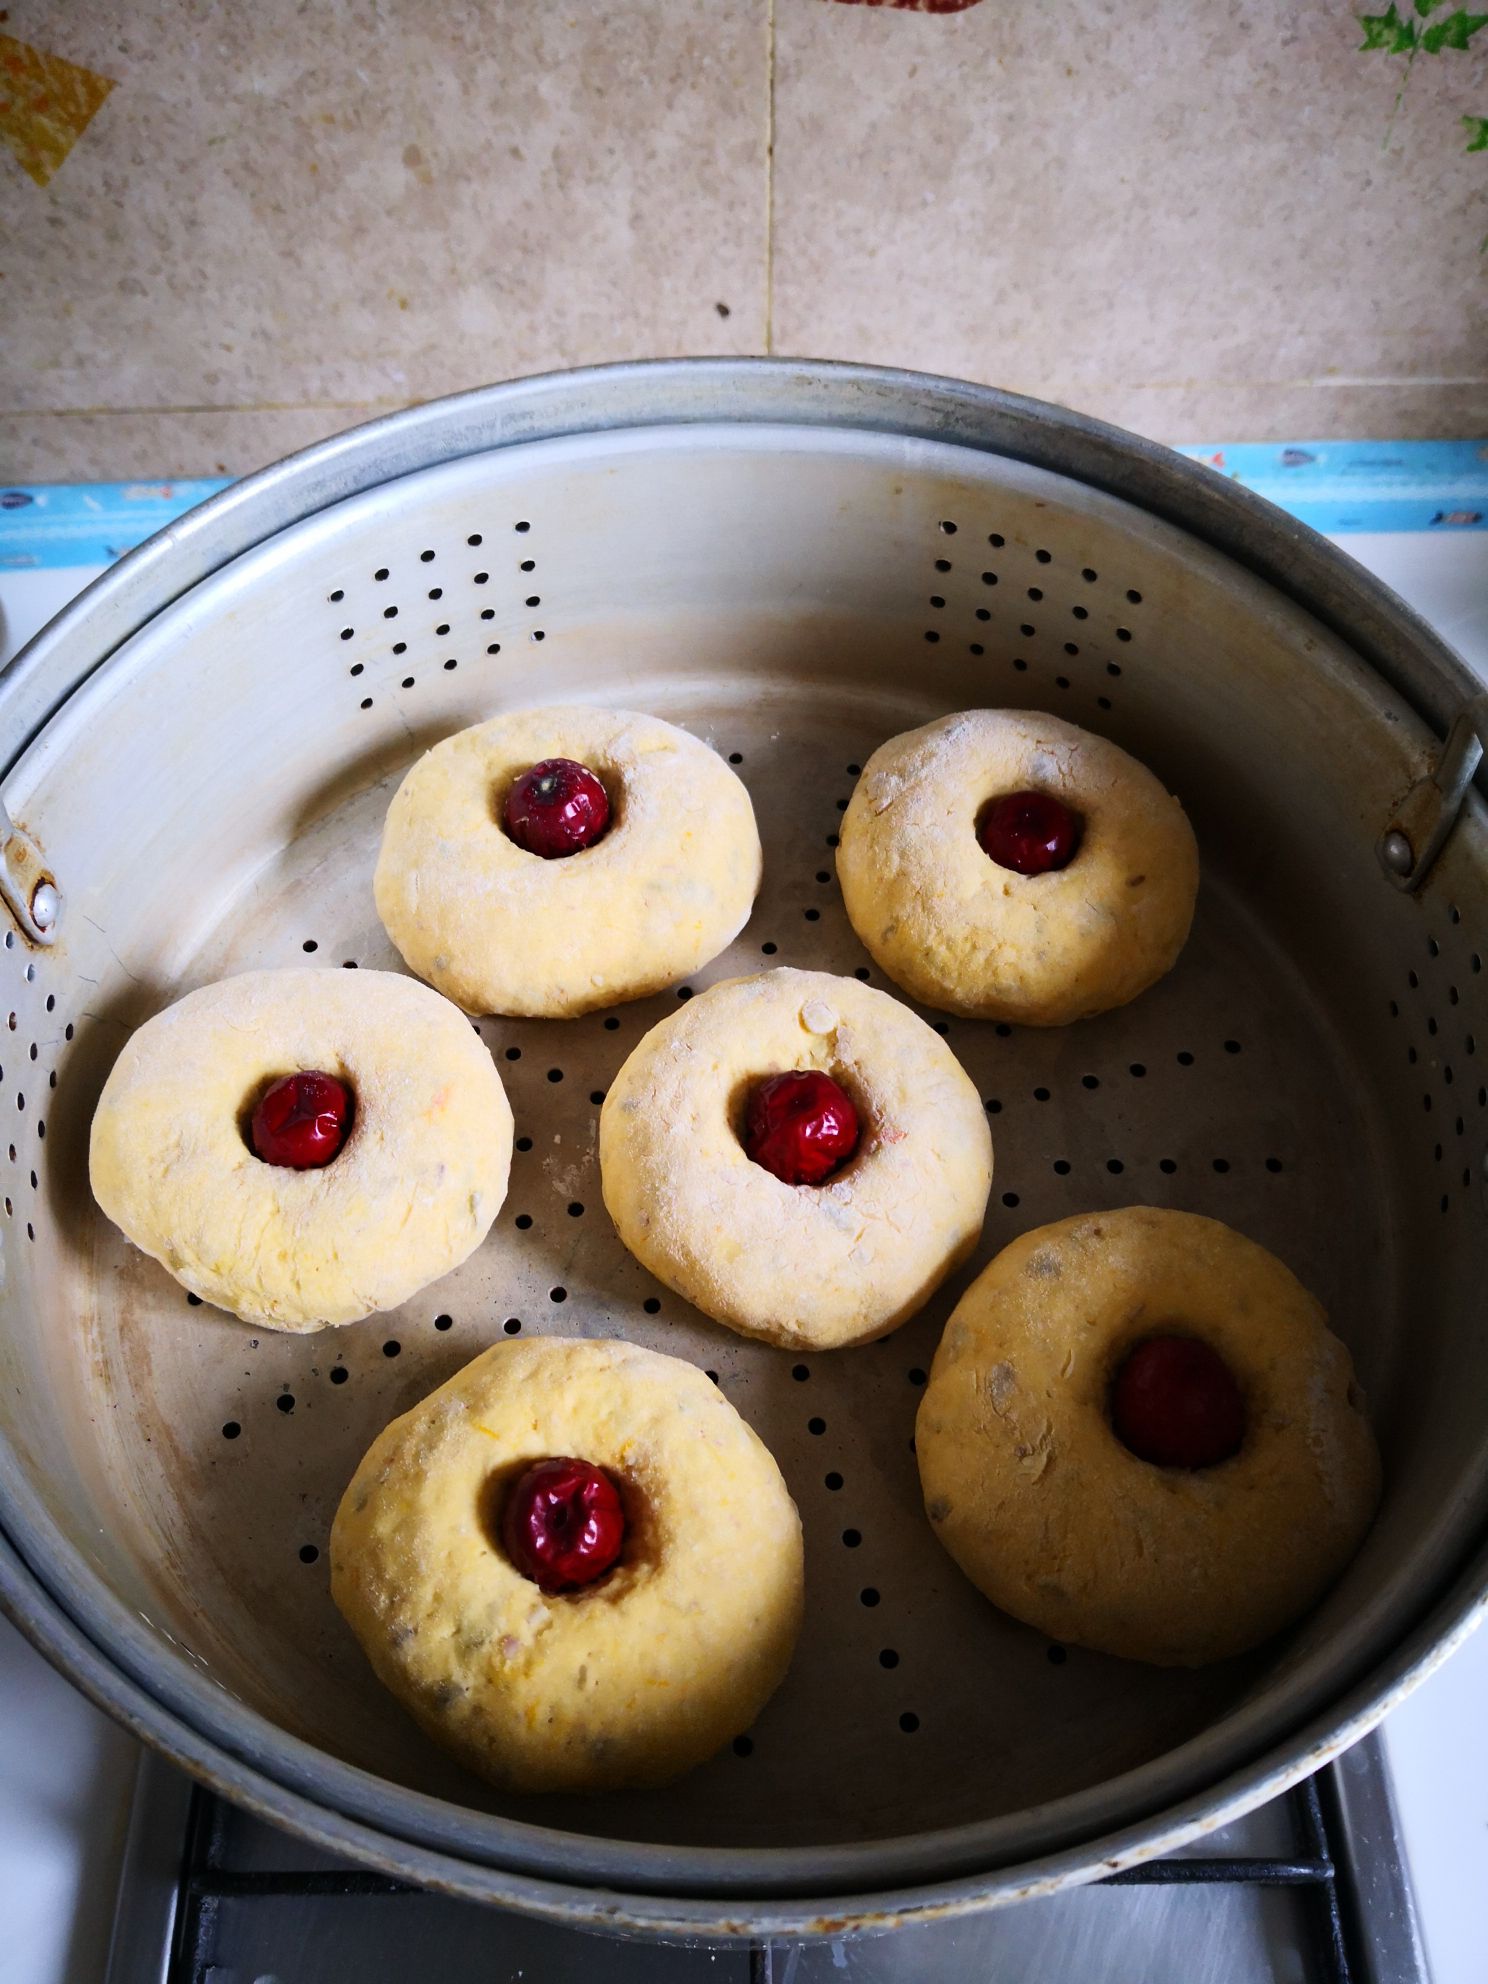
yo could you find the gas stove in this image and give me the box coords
[108,1739,1419,1983]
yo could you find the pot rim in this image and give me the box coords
[2,358,1483,1925]
[5,1514,1485,1938]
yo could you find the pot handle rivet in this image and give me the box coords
[0,800,58,947]
[1380,830,1414,877]
[1378,693,1488,894]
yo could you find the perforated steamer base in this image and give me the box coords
[86,699,1389,1852]
[4,383,1488,1926]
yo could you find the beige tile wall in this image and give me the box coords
[1,0,1484,478]
[773,0,1488,439]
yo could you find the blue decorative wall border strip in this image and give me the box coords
[0,480,231,569]
[2,442,1485,569]
[1176,440,1487,533]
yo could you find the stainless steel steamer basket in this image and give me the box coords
[2,361,1486,1941]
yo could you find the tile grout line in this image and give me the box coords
[763,0,776,357]
[0,401,397,418]
[5,370,1487,425]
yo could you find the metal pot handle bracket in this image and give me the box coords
[0,799,59,945]
[1379,693,1488,893]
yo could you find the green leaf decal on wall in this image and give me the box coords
[1358,3,1488,245]
[1360,4,1419,48]
[1420,9,1488,49]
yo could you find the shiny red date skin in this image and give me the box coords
[1111,1334,1245,1470]
[743,1070,860,1186]
[501,1457,626,1593]
[250,1071,353,1170]
[503,758,611,858]
[978,789,1082,876]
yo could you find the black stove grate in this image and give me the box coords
[166,1770,1360,1984]
[1102,1775,1352,1982]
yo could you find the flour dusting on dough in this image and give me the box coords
[837,710,1198,1025]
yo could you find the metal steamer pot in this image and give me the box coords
[1,362,1485,1940]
